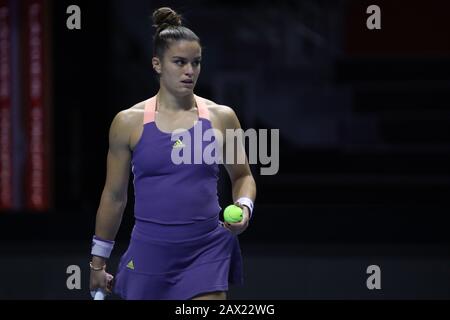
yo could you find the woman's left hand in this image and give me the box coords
[223,205,250,235]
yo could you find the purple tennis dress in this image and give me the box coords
[113,94,244,300]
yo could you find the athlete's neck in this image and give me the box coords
[156,89,196,113]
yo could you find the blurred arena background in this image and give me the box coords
[1,0,450,299]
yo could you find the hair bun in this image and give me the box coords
[152,7,182,31]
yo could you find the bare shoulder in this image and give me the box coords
[200,97,240,129]
[120,101,145,123]
[109,101,145,146]
[202,97,233,115]
[112,101,144,128]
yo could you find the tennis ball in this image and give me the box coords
[224,204,243,223]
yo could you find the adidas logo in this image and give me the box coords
[173,139,185,148]
[126,260,134,270]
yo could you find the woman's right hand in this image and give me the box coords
[89,258,114,295]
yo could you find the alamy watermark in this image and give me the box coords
[170,122,279,175]
[66,265,81,290]
[66,5,81,30]
[366,5,381,30]
[366,265,381,290]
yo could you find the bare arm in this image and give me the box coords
[222,107,256,201]
[221,106,256,233]
[92,111,131,264]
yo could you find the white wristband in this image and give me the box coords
[91,236,115,259]
[236,197,254,219]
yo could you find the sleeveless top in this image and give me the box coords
[131,95,221,226]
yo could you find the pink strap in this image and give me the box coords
[194,94,210,120]
[143,94,209,124]
[143,96,156,124]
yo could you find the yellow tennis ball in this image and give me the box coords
[224,204,243,223]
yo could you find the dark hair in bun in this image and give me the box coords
[152,7,201,59]
[152,7,182,32]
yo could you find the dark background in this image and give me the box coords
[1,0,450,299]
